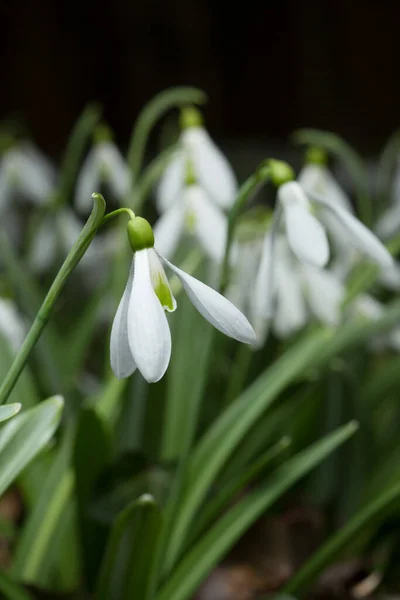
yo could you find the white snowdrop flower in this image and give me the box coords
[252,234,346,346]
[75,136,130,213]
[279,181,393,270]
[0,142,54,209]
[110,216,256,383]
[156,107,237,213]
[153,182,228,263]
[298,162,353,213]
[375,157,400,239]
[0,298,25,352]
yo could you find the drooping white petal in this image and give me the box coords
[13,149,53,203]
[110,260,137,379]
[156,152,185,213]
[298,164,353,212]
[226,239,262,314]
[21,142,56,187]
[29,217,57,273]
[315,197,394,269]
[99,142,131,200]
[375,204,400,240]
[153,201,185,260]
[273,240,308,338]
[182,128,237,209]
[75,150,100,213]
[252,231,276,323]
[185,185,227,264]
[302,265,345,326]
[160,255,256,344]
[127,250,172,382]
[0,298,25,352]
[279,181,329,267]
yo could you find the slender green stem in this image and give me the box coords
[127,87,207,179]
[101,207,135,225]
[280,478,400,597]
[292,128,372,226]
[0,194,106,405]
[219,164,271,292]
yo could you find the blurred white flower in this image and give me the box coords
[75,141,130,213]
[353,294,400,352]
[157,125,237,213]
[153,183,227,263]
[0,142,54,209]
[375,158,400,239]
[0,298,25,352]
[279,181,393,270]
[111,241,256,383]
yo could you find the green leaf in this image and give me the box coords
[96,494,162,600]
[155,422,357,600]
[281,477,400,597]
[0,403,21,422]
[0,396,63,497]
[0,570,34,600]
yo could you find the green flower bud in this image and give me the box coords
[267,159,295,188]
[305,146,328,165]
[180,106,203,130]
[127,217,155,251]
[93,123,113,145]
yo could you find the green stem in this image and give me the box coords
[101,207,135,225]
[292,128,372,226]
[281,478,400,597]
[127,87,207,179]
[219,164,271,292]
[0,194,106,405]
[134,144,178,212]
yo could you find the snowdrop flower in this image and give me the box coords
[0,298,25,352]
[75,126,130,213]
[252,234,345,346]
[0,141,54,209]
[153,165,228,263]
[157,107,237,213]
[29,208,118,278]
[278,181,393,270]
[375,157,400,239]
[111,216,255,383]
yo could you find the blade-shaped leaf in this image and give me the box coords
[0,569,34,600]
[155,422,357,600]
[0,403,21,423]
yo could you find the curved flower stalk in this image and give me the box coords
[252,234,345,346]
[110,216,256,383]
[375,157,400,239]
[29,207,118,280]
[0,141,55,210]
[75,126,130,213]
[156,106,237,213]
[0,297,25,352]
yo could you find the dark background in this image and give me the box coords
[1,0,399,156]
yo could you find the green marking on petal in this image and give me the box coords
[153,274,175,311]
[185,210,196,232]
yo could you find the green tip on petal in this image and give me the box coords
[0,131,16,155]
[180,106,204,130]
[153,274,175,311]
[185,160,197,186]
[93,123,114,144]
[127,217,155,251]
[267,159,295,188]
[305,146,328,166]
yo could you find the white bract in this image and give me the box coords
[75,141,130,213]
[0,298,25,352]
[278,181,393,270]
[0,142,54,209]
[157,126,237,212]
[153,183,227,263]
[110,240,256,383]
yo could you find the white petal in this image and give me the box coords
[110,260,137,379]
[353,295,383,320]
[279,181,329,267]
[226,239,262,314]
[127,250,172,383]
[0,298,25,352]
[153,201,185,260]
[378,260,400,291]
[156,152,185,213]
[75,149,100,213]
[160,255,256,344]
[316,199,393,269]
[12,149,53,203]
[99,142,131,201]
[302,265,345,326]
[252,232,276,322]
[29,217,57,273]
[298,164,353,212]
[273,240,308,337]
[185,185,228,264]
[182,128,237,209]
[375,204,400,240]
